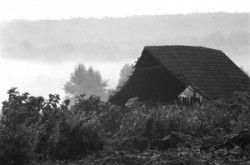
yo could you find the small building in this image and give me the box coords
[109,45,250,106]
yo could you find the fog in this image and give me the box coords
[0,13,250,103]
[1,13,249,64]
[0,54,130,102]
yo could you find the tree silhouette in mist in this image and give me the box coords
[64,64,108,102]
[117,63,134,88]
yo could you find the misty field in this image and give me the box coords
[0,88,250,165]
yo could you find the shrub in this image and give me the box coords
[111,92,250,152]
[36,94,104,160]
[1,88,249,164]
[54,124,103,160]
[0,88,40,165]
[0,88,104,163]
[0,124,37,165]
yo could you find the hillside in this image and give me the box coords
[0,13,249,71]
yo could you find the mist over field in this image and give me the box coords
[0,12,249,102]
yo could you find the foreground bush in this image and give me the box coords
[111,93,250,152]
[53,121,103,160]
[0,88,40,165]
[1,88,250,164]
[0,124,36,165]
[0,88,103,164]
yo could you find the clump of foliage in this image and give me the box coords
[103,92,250,164]
[0,88,103,164]
[0,88,42,165]
[1,88,250,165]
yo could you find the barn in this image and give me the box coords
[109,45,250,106]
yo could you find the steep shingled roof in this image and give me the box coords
[110,45,250,105]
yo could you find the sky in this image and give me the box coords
[0,0,249,103]
[0,0,250,20]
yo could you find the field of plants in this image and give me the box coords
[0,88,250,165]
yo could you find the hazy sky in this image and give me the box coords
[0,0,249,20]
[0,0,249,103]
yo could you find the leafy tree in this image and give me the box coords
[117,63,134,88]
[0,88,41,165]
[0,88,104,163]
[64,64,108,102]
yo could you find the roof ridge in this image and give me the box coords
[144,45,224,53]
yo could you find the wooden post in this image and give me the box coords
[193,90,197,103]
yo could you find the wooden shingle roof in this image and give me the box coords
[110,45,250,105]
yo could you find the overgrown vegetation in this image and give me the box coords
[0,88,250,165]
